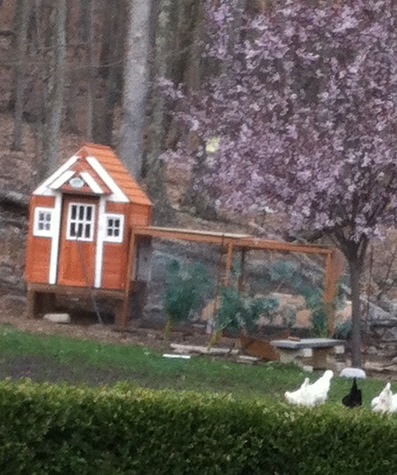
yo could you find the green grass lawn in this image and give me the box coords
[0,323,386,407]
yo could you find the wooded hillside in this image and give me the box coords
[2,0,397,324]
[0,0,217,223]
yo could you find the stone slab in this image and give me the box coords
[271,338,345,350]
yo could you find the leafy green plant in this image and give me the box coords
[333,318,352,340]
[282,308,297,329]
[269,260,305,291]
[269,260,346,337]
[301,288,328,337]
[215,287,279,336]
[163,259,211,337]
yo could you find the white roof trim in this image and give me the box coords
[80,171,105,194]
[33,155,79,195]
[86,156,129,203]
[49,171,75,190]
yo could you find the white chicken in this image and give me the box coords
[371,382,397,414]
[285,370,334,407]
[284,377,311,406]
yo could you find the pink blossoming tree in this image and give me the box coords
[164,0,397,367]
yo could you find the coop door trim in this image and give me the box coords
[94,197,106,289]
[48,193,62,284]
[66,202,96,242]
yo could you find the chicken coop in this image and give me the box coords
[25,143,153,323]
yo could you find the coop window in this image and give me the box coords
[67,203,95,241]
[104,214,124,243]
[33,207,53,237]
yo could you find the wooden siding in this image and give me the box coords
[105,202,128,215]
[130,203,152,226]
[101,243,128,290]
[25,196,55,283]
[100,201,129,290]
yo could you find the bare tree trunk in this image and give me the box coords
[42,0,66,173]
[98,0,115,79]
[92,50,121,145]
[349,260,363,368]
[64,0,82,134]
[76,0,95,140]
[85,0,95,141]
[143,0,175,224]
[64,50,80,134]
[118,0,153,179]
[11,0,25,47]
[11,0,31,151]
[92,0,125,145]
[178,0,217,218]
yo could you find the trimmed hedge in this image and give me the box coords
[0,381,397,474]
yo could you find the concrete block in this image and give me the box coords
[332,345,345,355]
[299,348,313,358]
[43,313,71,324]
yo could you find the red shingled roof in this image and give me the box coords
[78,144,152,206]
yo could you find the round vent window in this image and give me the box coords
[69,177,85,189]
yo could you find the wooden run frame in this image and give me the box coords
[120,226,344,334]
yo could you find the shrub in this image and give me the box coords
[215,287,279,336]
[1,381,397,474]
[163,259,212,336]
[268,260,346,337]
[334,318,353,340]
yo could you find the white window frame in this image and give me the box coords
[33,207,53,237]
[66,202,96,242]
[104,214,124,243]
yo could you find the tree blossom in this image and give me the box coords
[163,0,397,367]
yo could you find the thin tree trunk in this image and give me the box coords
[349,260,363,368]
[11,0,24,48]
[93,1,125,145]
[144,0,174,224]
[64,0,81,134]
[85,0,95,141]
[98,0,115,79]
[176,0,217,217]
[118,0,153,179]
[43,0,67,173]
[78,0,95,141]
[11,0,30,150]
[64,49,79,134]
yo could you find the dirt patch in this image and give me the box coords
[0,294,230,352]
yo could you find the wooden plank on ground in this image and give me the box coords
[170,343,239,356]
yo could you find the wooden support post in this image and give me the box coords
[120,231,136,331]
[224,242,234,287]
[26,289,36,319]
[238,248,246,292]
[26,289,56,319]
